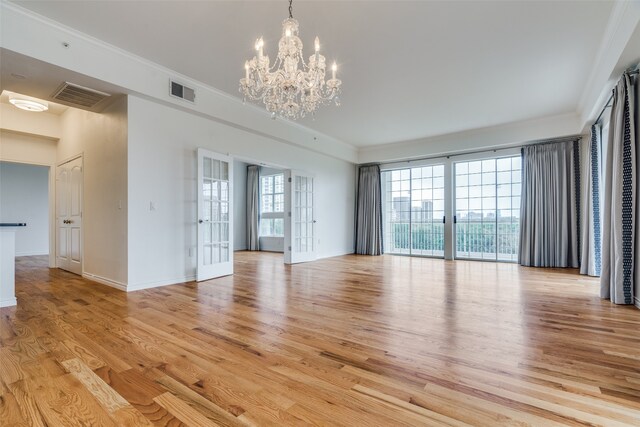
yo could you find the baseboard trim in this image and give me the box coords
[635,296,640,310]
[0,297,17,308]
[127,275,196,292]
[15,251,48,257]
[82,272,127,291]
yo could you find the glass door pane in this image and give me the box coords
[455,156,521,261]
[382,165,445,258]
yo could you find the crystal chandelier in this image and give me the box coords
[239,0,342,120]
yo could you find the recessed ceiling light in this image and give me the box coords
[9,96,49,112]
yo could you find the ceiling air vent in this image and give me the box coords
[170,80,196,103]
[52,82,111,108]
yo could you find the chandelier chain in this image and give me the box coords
[289,0,293,18]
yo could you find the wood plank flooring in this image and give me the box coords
[1,252,640,426]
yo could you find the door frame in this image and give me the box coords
[56,153,84,273]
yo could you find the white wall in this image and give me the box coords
[0,103,61,140]
[0,162,49,255]
[233,159,247,251]
[58,97,128,288]
[127,95,355,289]
[0,129,57,165]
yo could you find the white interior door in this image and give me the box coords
[56,157,82,275]
[197,149,233,281]
[284,170,317,264]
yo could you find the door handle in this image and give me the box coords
[198,219,203,224]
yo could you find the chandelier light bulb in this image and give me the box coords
[255,38,264,58]
[285,28,292,37]
[332,62,337,79]
[314,37,320,52]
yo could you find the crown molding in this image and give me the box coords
[358,112,581,164]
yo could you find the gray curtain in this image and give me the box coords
[601,72,637,304]
[246,165,260,251]
[580,125,602,276]
[519,140,580,267]
[355,164,383,255]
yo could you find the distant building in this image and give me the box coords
[392,196,410,221]
[412,200,433,222]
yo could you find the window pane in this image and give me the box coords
[262,195,273,212]
[274,218,284,236]
[496,158,511,171]
[274,174,284,192]
[468,161,482,174]
[274,194,284,212]
[261,176,270,194]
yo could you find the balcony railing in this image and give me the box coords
[384,220,519,261]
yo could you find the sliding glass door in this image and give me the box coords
[454,156,521,261]
[382,165,445,257]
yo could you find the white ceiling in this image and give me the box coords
[11,1,615,147]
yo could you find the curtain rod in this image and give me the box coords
[594,68,639,125]
[374,134,582,167]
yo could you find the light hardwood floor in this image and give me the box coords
[1,252,640,426]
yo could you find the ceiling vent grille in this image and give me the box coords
[170,80,196,103]
[52,82,111,108]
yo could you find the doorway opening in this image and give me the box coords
[0,161,51,260]
[224,157,317,274]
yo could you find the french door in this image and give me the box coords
[454,156,521,261]
[56,156,83,275]
[197,149,233,281]
[382,164,446,257]
[284,170,317,264]
[381,153,522,261]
